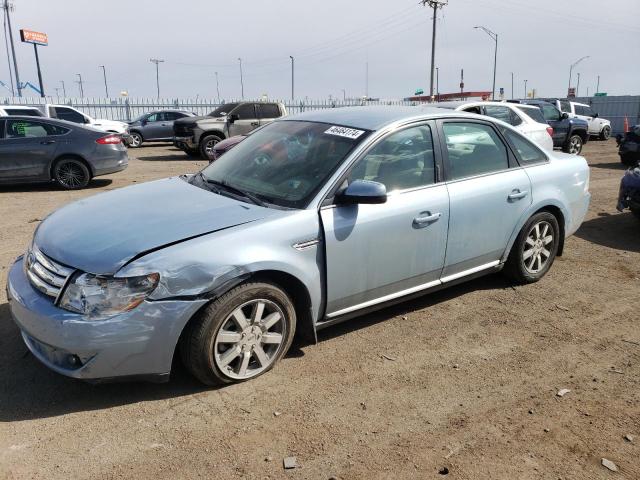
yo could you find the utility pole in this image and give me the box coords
[76,73,84,98]
[214,72,220,103]
[365,61,369,98]
[54,87,59,97]
[238,57,244,99]
[596,75,600,94]
[524,79,528,98]
[99,65,109,97]
[342,88,346,101]
[435,67,439,102]
[576,72,581,97]
[421,0,447,102]
[568,55,589,96]
[474,26,498,100]
[149,58,164,99]
[289,55,294,101]
[3,0,21,96]
[60,80,66,97]
[511,72,514,99]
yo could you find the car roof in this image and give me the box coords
[434,100,539,111]
[284,106,474,131]
[0,115,97,129]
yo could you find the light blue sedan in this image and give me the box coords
[6,107,591,385]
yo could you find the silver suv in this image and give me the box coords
[173,101,286,158]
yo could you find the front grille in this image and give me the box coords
[173,123,195,136]
[25,246,74,300]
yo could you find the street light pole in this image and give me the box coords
[596,75,600,94]
[76,73,84,98]
[421,0,447,102]
[214,71,220,103]
[60,80,66,97]
[149,58,164,99]
[524,79,528,98]
[576,72,581,97]
[289,55,294,101]
[99,65,109,97]
[511,72,514,99]
[568,55,589,96]
[436,67,439,101]
[3,0,21,97]
[238,57,244,99]
[474,26,498,100]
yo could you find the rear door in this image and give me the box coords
[228,104,260,136]
[0,119,62,179]
[321,122,449,316]
[575,105,598,134]
[257,103,283,127]
[439,119,531,278]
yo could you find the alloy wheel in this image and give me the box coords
[56,162,87,189]
[130,133,142,147]
[213,299,286,380]
[204,137,220,157]
[523,221,554,274]
[569,136,582,154]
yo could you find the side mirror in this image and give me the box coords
[593,113,599,119]
[228,113,239,124]
[336,180,387,205]
[561,112,569,120]
[84,117,91,124]
[141,119,147,126]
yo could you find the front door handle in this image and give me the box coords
[413,212,442,226]
[508,189,528,201]
[40,140,56,145]
[250,121,260,126]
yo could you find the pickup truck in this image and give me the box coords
[37,104,130,137]
[543,99,611,140]
[508,100,589,154]
[173,101,286,159]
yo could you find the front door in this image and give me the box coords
[228,104,260,136]
[439,120,531,278]
[141,112,166,140]
[0,119,60,180]
[321,122,449,317]
[540,103,568,147]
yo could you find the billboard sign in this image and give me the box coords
[20,29,48,46]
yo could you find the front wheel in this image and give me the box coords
[129,132,143,148]
[599,126,611,141]
[53,158,91,190]
[180,282,296,386]
[199,134,222,160]
[504,212,560,284]
[563,134,583,155]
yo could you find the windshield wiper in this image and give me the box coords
[205,178,267,207]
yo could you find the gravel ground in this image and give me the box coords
[0,140,638,480]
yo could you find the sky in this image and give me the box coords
[1,0,638,100]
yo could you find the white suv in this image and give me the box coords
[0,105,45,117]
[39,104,129,135]
[437,101,554,151]
[552,100,611,140]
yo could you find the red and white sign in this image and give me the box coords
[20,29,48,46]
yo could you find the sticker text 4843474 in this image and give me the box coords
[324,126,366,140]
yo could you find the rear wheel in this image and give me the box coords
[53,158,91,190]
[563,134,583,154]
[180,282,296,386]
[504,212,560,284]
[129,132,143,148]
[599,126,611,141]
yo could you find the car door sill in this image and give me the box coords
[318,261,502,329]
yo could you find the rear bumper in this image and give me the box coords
[92,151,129,177]
[7,257,207,381]
[567,192,591,237]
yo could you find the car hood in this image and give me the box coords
[34,177,276,275]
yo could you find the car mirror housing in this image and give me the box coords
[561,112,569,120]
[228,113,239,124]
[593,113,599,119]
[336,180,387,205]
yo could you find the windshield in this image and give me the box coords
[208,103,240,117]
[199,120,369,208]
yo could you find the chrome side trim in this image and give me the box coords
[292,239,320,251]
[439,260,500,284]
[325,261,501,319]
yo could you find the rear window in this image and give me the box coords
[4,108,42,117]
[516,106,547,124]
[6,119,69,138]
[540,104,561,122]
[259,104,282,119]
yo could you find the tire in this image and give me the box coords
[129,131,143,148]
[53,158,91,190]
[180,282,296,386]
[199,134,223,160]
[599,126,611,141]
[504,212,560,284]
[563,134,583,155]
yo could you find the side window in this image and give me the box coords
[349,124,436,192]
[5,108,42,117]
[259,104,282,119]
[502,129,547,165]
[163,112,181,121]
[462,106,482,115]
[232,104,257,120]
[574,105,585,116]
[0,119,5,138]
[442,122,509,180]
[6,120,66,138]
[54,107,86,123]
[582,106,594,117]
[559,100,571,113]
[484,106,512,125]
[541,105,561,122]
[146,113,160,122]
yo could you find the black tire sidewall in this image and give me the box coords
[506,212,560,284]
[199,134,222,160]
[182,282,296,385]
[600,126,611,140]
[53,158,90,190]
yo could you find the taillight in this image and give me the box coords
[96,134,122,145]
[546,127,554,137]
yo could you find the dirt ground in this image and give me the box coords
[0,140,638,480]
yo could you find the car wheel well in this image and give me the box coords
[535,206,565,256]
[50,154,93,179]
[130,130,143,139]
[200,130,226,142]
[575,130,588,142]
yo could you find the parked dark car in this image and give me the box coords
[617,166,640,221]
[208,134,246,162]
[128,110,195,148]
[0,116,128,189]
[508,100,589,154]
[616,126,640,167]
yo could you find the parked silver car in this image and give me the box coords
[7,107,590,385]
[127,110,195,148]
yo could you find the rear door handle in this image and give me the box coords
[508,190,528,201]
[40,140,56,145]
[413,212,442,226]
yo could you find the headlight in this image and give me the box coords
[59,272,159,318]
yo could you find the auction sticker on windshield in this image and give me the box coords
[324,126,365,139]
